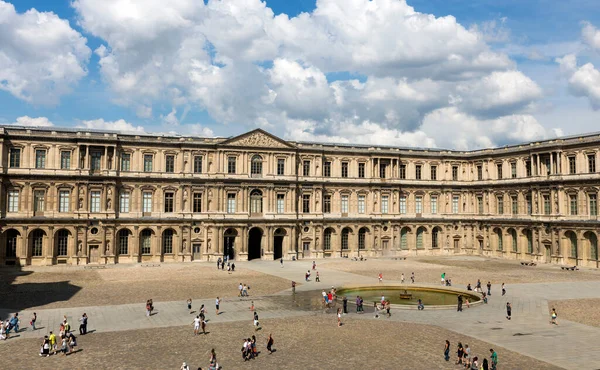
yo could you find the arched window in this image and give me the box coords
[495,228,503,251]
[566,231,577,258]
[587,232,598,260]
[341,228,350,250]
[251,155,262,175]
[416,227,425,249]
[400,228,409,250]
[57,230,69,256]
[324,229,332,251]
[31,230,44,257]
[118,229,130,255]
[525,229,533,253]
[163,229,174,254]
[140,229,152,255]
[432,227,440,248]
[509,229,517,252]
[5,230,19,257]
[250,189,263,213]
[358,228,367,250]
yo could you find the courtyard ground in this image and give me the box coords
[320,256,600,285]
[549,298,600,328]
[0,263,291,310]
[0,315,560,370]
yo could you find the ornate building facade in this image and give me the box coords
[0,126,598,267]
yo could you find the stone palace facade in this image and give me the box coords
[0,126,599,267]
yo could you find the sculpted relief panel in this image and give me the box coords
[225,132,290,149]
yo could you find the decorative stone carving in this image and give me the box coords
[225,132,289,148]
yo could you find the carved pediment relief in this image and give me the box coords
[222,129,294,149]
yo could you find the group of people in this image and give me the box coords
[216,257,235,272]
[445,341,498,370]
[1,312,21,340]
[39,314,86,357]
[238,283,250,297]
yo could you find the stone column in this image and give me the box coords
[46,227,55,265]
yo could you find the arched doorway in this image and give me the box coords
[248,227,262,260]
[416,227,425,249]
[5,229,20,260]
[273,228,286,260]
[565,230,578,262]
[358,227,369,252]
[431,227,442,249]
[584,231,598,264]
[400,227,410,250]
[55,229,70,259]
[508,228,517,252]
[493,228,503,251]
[139,229,154,262]
[224,228,237,260]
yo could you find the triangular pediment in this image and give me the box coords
[221,129,295,149]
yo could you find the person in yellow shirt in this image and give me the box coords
[49,331,56,354]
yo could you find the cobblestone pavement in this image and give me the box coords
[0,316,560,370]
[3,257,600,369]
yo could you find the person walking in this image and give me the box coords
[551,308,558,325]
[238,283,243,297]
[193,315,201,335]
[187,298,193,313]
[441,272,446,285]
[215,297,220,315]
[209,348,218,369]
[482,358,489,370]
[385,300,391,317]
[315,271,320,282]
[487,281,492,296]
[456,342,464,365]
[30,312,37,331]
[49,331,56,353]
[267,334,274,354]
[355,296,361,313]
[411,272,415,283]
[502,283,506,296]
[291,281,296,294]
[201,318,207,334]
[280,258,283,267]
[489,349,498,370]
[506,302,512,320]
[253,311,261,331]
[312,261,316,270]
[180,362,190,370]
[457,295,463,312]
[401,273,405,284]
[217,257,221,270]
[378,273,383,283]
[337,308,342,327]
[464,344,471,368]
[342,296,348,314]
[444,340,450,361]
[79,313,88,335]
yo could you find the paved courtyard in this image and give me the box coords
[2,256,600,369]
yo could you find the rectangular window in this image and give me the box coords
[302,194,310,213]
[143,192,153,213]
[119,232,128,255]
[497,196,504,214]
[141,233,151,254]
[478,196,483,214]
[193,156,203,173]
[35,150,46,169]
[303,160,310,176]
[381,195,389,214]
[477,165,483,180]
[120,192,130,213]
[544,195,551,215]
[452,166,458,181]
[399,164,406,179]
[341,162,348,178]
[60,151,71,169]
[323,161,331,177]
[431,196,437,214]
[341,195,349,214]
[497,163,503,179]
[590,194,597,216]
[34,190,45,212]
[415,165,422,180]
[570,195,578,215]
[164,192,174,212]
[511,162,517,178]
[526,195,532,215]
[7,190,19,212]
[90,191,101,213]
[379,163,387,179]
[165,155,175,173]
[277,159,285,176]
[323,195,331,213]
[512,196,518,215]
[227,156,236,174]
[358,163,365,178]
[144,154,153,172]
[59,190,70,212]
[277,194,285,214]
[227,193,236,213]
[526,160,532,177]
[9,148,20,168]
[431,165,437,180]
[91,152,101,171]
[121,153,131,171]
[589,154,596,173]
[358,195,365,214]
[569,156,576,174]
[415,196,422,214]
[193,193,202,213]
[399,196,406,214]
[452,195,459,214]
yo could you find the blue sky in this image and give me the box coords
[1,0,600,149]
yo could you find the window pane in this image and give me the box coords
[277,159,285,175]
[61,151,71,169]
[120,192,130,213]
[194,156,203,173]
[227,193,236,213]
[341,195,349,213]
[144,155,153,172]
[381,196,389,214]
[164,192,174,212]
[193,193,202,213]
[400,196,406,214]
[35,150,46,169]
[165,155,175,173]
[91,152,101,170]
[9,148,20,168]
[59,190,70,212]
[34,190,45,212]
[90,191,101,212]
[121,153,131,171]
[358,195,365,214]
[277,194,285,213]
[143,192,152,212]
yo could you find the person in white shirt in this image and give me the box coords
[193,316,201,335]
[215,297,220,315]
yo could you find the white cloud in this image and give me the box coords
[76,119,146,133]
[0,1,90,104]
[10,116,54,127]
[161,108,179,126]
[470,18,511,43]
[184,123,214,137]
[582,21,600,50]
[556,54,600,110]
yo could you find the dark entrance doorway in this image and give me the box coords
[192,243,202,260]
[248,227,262,260]
[273,228,286,260]
[224,228,237,260]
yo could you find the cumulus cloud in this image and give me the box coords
[557,54,600,110]
[70,0,548,149]
[76,119,146,133]
[10,116,54,127]
[0,1,90,104]
[582,21,600,50]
